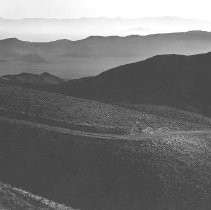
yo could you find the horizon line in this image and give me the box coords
[0,16,210,22]
[0,30,210,43]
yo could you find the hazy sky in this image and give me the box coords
[1,0,211,20]
[1,0,211,41]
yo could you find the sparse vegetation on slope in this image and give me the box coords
[121,104,211,134]
[0,181,74,210]
[0,84,141,134]
[0,84,210,135]
[121,104,211,125]
[0,84,211,209]
[0,116,211,210]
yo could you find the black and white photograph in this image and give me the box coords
[0,0,211,209]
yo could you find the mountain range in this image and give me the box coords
[2,51,211,117]
[57,52,211,116]
[0,72,64,84]
[1,31,211,78]
[1,17,211,41]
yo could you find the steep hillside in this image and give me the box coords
[61,52,211,116]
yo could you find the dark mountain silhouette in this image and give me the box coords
[0,72,64,84]
[2,31,211,77]
[60,52,211,116]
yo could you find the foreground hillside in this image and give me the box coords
[60,52,211,116]
[0,85,211,209]
[0,114,211,210]
[0,181,73,210]
[0,84,211,134]
[120,104,211,126]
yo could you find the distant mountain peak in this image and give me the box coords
[41,72,52,76]
[1,72,64,84]
[2,37,21,42]
[52,39,73,44]
[186,30,209,33]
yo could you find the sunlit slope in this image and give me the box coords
[0,181,74,210]
[0,84,210,135]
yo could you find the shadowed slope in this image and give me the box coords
[61,52,211,116]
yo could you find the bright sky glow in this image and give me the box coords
[0,0,211,21]
[1,0,211,41]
